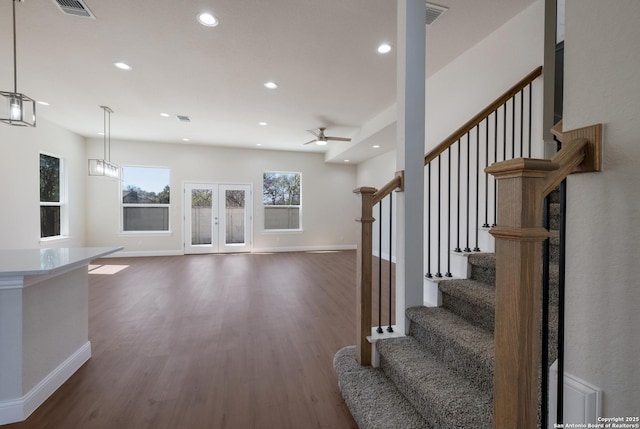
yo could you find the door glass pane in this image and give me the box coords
[191,189,212,245]
[225,190,245,244]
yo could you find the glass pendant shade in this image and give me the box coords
[1,1,36,127]
[88,159,120,179]
[1,91,36,127]
[88,106,120,180]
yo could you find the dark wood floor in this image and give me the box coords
[6,251,360,429]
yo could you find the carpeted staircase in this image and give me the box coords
[334,194,561,429]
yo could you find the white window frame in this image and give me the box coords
[120,165,171,234]
[39,152,68,242]
[262,171,302,232]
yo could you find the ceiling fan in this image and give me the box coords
[303,128,351,146]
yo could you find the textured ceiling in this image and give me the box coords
[0,0,536,162]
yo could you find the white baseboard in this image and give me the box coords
[108,249,184,258]
[0,342,91,425]
[108,245,357,258]
[548,360,602,426]
[252,244,357,253]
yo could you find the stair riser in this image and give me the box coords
[469,263,495,285]
[379,355,450,428]
[441,291,495,332]
[409,321,493,393]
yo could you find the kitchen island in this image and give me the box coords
[0,247,122,425]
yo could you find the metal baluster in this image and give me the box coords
[455,140,462,252]
[426,164,432,278]
[528,83,533,157]
[542,194,551,429]
[493,109,498,227]
[557,179,567,425]
[503,102,507,161]
[387,192,394,332]
[483,114,490,228]
[511,95,516,158]
[436,155,443,277]
[474,124,480,252]
[377,202,383,334]
[464,134,471,252]
[520,89,525,157]
[446,149,452,277]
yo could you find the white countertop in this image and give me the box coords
[0,247,123,277]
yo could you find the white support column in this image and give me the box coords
[395,0,425,334]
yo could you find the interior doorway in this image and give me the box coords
[184,183,252,254]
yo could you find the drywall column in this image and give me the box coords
[395,0,425,334]
[543,0,559,157]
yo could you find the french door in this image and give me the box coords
[184,183,252,254]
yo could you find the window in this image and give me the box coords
[121,166,170,232]
[40,153,63,238]
[263,172,301,230]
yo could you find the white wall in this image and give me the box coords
[357,149,397,188]
[563,0,640,417]
[85,139,357,254]
[357,150,398,261]
[0,119,86,250]
[425,0,545,156]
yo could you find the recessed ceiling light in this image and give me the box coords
[259,122,268,126]
[377,43,392,54]
[264,81,278,89]
[256,143,263,146]
[373,145,380,148]
[160,113,170,117]
[37,101,50,106]
[197,12,219,27]
[114,62,132,71]
[98,132,105,136]
[182,138,190,142]
[344,159,350,163]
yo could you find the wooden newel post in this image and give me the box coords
[353,186,376,366]
[486,158,558,429]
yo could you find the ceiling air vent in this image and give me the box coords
[52,0,95,18]
[177,115,191,123]
[425,2,448,26]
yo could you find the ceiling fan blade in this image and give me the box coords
[303,139,317,145]
[325,136,351,142]
[306,129,321,138]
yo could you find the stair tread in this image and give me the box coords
[333,346,429,429]
[377,336,493,428]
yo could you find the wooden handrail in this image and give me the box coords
[424,66,543,166]
[486,123,601,429]
[372,171,404,205]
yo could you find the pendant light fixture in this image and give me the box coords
[0,0,36,127]
[88,106,120,179]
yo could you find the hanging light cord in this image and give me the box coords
[100,106,114,162]
[103,107,107,160]
[108,108,111,162]
[12,0,18,93]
